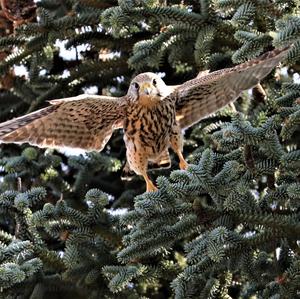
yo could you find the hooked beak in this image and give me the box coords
[140,82,153,96]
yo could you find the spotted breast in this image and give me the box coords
[124,97,175,174]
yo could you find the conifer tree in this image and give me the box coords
[0,0,299,298]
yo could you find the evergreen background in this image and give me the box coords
[0,0,299,298]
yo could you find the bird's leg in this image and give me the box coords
[170,124,188,170]
[142,172,157,192]
[126,145,157,192]
[177,150,188,170]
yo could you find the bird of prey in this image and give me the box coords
[0,47,289,192]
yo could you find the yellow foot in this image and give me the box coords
[179,159,188,170]
[176,151,188,170]
[146,181,158,192]
[143,173,157,192]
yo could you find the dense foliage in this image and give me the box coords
[0,0,299,298]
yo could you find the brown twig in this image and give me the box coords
[0,0,36,27]
[252,83,267,104]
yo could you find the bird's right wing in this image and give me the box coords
[0,94,126,151]
[174,46,290,129]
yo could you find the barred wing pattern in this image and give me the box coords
[0,94,126,151]
[175,47,290,129]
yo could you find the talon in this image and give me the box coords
[143,174,157,192]
[146,183,158,192]
[177,151,188,170]
[179,159,188,170]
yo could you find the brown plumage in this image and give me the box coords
[0,47,289,192]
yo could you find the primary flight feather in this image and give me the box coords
[0,47,289,192]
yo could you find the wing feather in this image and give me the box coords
[0,94,126,151]
[175,46,290,129]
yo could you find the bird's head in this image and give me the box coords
[127,72,170,106]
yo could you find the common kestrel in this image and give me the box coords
[0,47,289,192]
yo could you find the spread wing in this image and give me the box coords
[174,46,290,129]
[0,94,127,151]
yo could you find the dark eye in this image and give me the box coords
[153,79,157,86]
[133,82,139,89]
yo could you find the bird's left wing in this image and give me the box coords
[0,94,126,151]
[174,46,290,129]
